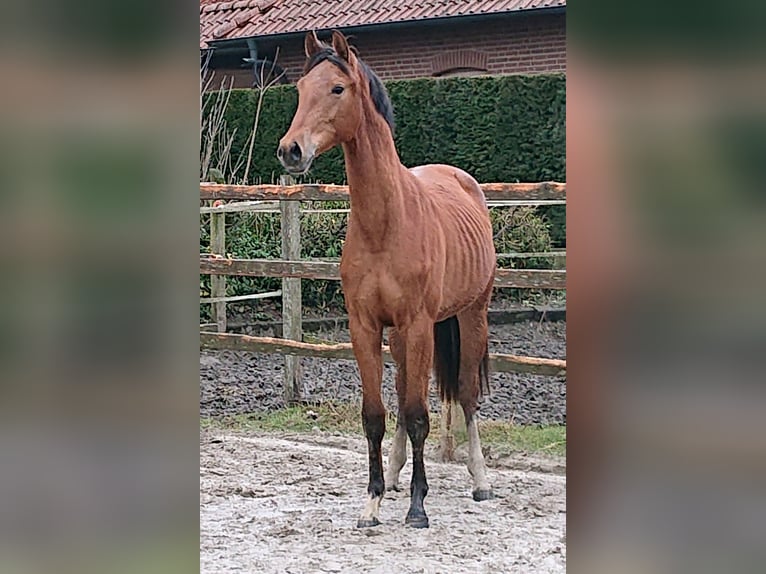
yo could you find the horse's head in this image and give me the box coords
[278,30,365,175]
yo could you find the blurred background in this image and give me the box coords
[0,0,199,572]
[567,1,766,573]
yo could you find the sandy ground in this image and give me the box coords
[200,429,566,574]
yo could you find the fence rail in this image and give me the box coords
[199,199,567,214]
[200,181,566,202]
[199,180,567,402]
[201,332,566,376]
[200,257,566,290]
[199,290,282,304]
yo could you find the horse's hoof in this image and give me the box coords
[385,483,400,492]
[404,513,429,529]
[473,489,495,502]
[356,517,380,528]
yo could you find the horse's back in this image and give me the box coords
[409,164,487,208]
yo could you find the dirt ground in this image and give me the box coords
[201,320,566,425]
[200,428,566,574]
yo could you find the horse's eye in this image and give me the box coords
[331,85,344,95]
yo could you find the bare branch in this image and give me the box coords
[242,47,284,184]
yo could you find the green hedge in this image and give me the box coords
[211,74,565,245]
[215,74,565,186]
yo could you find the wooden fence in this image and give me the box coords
[200,181,567,403]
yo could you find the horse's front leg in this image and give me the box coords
[402,315,435,528]
[349,316,385,528]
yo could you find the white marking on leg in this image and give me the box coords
[358,492,383,524]
[466,415,491,492]
[384,423,407,490]
[439,400,456,462]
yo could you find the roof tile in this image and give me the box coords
[201,0,566,48]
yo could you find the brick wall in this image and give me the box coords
[210,11,565,89]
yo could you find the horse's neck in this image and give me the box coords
[342,106,405,250]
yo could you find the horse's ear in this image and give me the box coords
[304,30,322,58]
[331,30,350,61]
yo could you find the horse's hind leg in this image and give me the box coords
[384,328,408,492]
[457,296,494,502]
[438,398,457,462]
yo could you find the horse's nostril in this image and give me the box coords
[277,146,284,159]
[289,142,302,163]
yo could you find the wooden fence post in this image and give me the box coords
[210,211,227,333]
[280,175,302,404]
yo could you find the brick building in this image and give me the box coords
[201,0,566,89]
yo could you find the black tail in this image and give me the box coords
[434,316,461,402]
[434,315,491,402]
[479,339,490,397]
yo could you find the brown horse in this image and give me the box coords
[278,30,496,529]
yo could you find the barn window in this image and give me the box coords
[430,50,489,77]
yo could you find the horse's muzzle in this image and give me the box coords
[277,140,313,175]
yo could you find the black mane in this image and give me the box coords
[304,46,395,135]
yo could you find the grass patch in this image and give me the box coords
[201,402,565,456]
[201,402,376,435]
[459,421,566,455]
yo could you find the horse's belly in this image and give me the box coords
[438,246,494,317]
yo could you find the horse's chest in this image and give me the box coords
[340,257,422,323]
